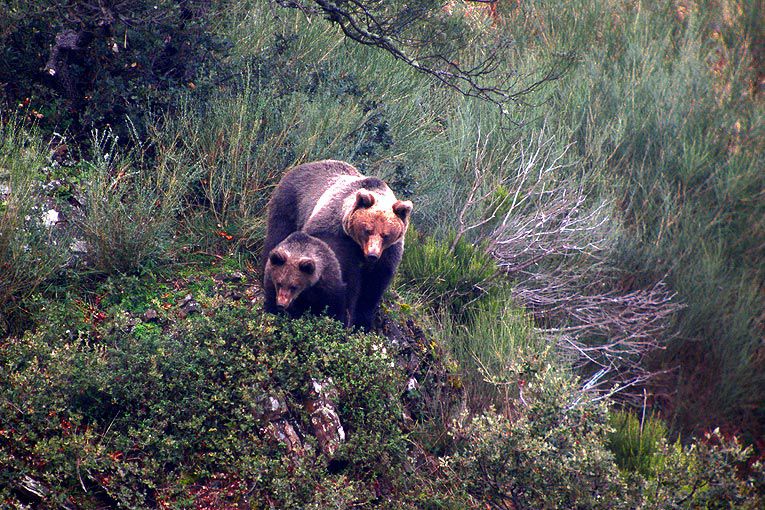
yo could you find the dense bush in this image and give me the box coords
[1,264,762,509]
[0,283,408,508]
[0,0,230,141]
[420,363,763,509]
[440,365,635,510]
[643,429,765,509]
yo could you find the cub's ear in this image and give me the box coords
[298,258,316,275]
[393,200,413,221]
[355,189,375,209]
[269,251,286,266]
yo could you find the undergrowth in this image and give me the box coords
[1,281,407,508]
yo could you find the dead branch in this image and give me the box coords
[274,0,574,113]
[457,126,684,401]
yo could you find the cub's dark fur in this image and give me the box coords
[263,231,347,326]
[264,160,412,330]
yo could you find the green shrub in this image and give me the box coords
[415,361,763,509]
[77,130,188,274]
[431,364,637,509]
[644,429,765,509]
[607,409,668,477]
[398,227,499,322]
[0,281,408,508]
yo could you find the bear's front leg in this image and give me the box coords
[353,254,397,330]
[326,293,349,328]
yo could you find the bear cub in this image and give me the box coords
[263,231,347,326]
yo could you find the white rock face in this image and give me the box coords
[42,209,60,227]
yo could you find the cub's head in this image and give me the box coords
[265,245,320,310]
[343,188,413,262]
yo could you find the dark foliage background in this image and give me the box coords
[0,0,229,141]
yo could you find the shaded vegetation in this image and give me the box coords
[0,0,230,142]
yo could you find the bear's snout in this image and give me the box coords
[364,236,383,262]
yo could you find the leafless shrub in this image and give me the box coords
[456,127,683,402]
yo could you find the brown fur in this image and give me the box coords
[345,206,408,261]
[263,160,412,329]
[266,249,319,309]
[263,231,347,325]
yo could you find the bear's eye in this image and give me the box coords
[299,260,315,274]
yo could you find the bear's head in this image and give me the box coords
[266,248,319,309]
[343,189,413,262]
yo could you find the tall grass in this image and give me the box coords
[78,129,188,274]
[156,2,467,255]
[439,296,543,412]
[507,0,764,435]
[398,226,545,410]
[608,409,669,477]
[0,120,68,327]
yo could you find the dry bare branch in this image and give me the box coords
[458,127,684,401]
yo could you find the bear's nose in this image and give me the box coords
[366,253,379,263]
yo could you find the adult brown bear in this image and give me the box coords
[263,231,348,326]
[263,160,412,330]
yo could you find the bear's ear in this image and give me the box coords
[354,189,375,209]
[298,258,316,275]
[269,251,286,266]
[393,200,413,221]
